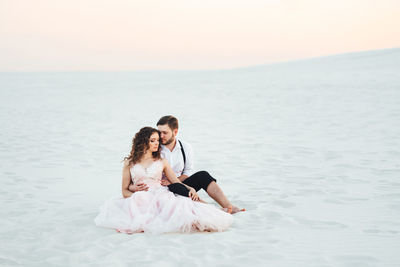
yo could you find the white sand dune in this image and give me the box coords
[1,48,399,266]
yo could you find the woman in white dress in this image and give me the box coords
[95,127,233,234]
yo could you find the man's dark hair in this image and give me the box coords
[157,115,179,130]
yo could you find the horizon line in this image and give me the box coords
[1,46,398,73]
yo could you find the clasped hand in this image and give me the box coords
[188,187,199,201]
[129,182,149,192]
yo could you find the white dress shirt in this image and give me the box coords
[161,139,194,177]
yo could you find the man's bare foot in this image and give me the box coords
[222,206,245,214]
[231,206,245,214]
[221,206,233,214]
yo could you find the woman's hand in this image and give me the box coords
[188,187,199,201]
[128,182,149,193]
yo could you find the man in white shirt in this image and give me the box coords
[156,115,243,214]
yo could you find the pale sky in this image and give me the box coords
[0,0,399,71]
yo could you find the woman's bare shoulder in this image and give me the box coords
[123,159,132,168]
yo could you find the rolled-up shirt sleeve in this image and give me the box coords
[182,143,194,176]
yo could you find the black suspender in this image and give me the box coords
[178,140,186,173]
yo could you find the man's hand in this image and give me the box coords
[128,182,149,193]
[188,187,199,201]
[160,179,171,186]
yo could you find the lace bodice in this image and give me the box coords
[130,160,163,185]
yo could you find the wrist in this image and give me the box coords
[130,184,135,193]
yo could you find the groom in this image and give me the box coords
[130,115,243,214]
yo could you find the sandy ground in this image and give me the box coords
[1,48,399,266]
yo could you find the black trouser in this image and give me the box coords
[168,171,217,197]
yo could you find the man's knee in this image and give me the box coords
[205,180,216,192]
[195,170,210,178]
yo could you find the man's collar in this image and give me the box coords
[175,138,181,148]
[171,138,181,151]
[161,138,180,152]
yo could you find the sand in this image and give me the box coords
[0,48,399,266]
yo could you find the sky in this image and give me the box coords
[0,0,399,71]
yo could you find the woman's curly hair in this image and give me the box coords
[125,127,161,165]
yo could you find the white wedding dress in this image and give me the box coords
[94,160,233,234]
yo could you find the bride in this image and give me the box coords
[95,127,233,234]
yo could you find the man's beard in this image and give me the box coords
[163,136,175,145]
